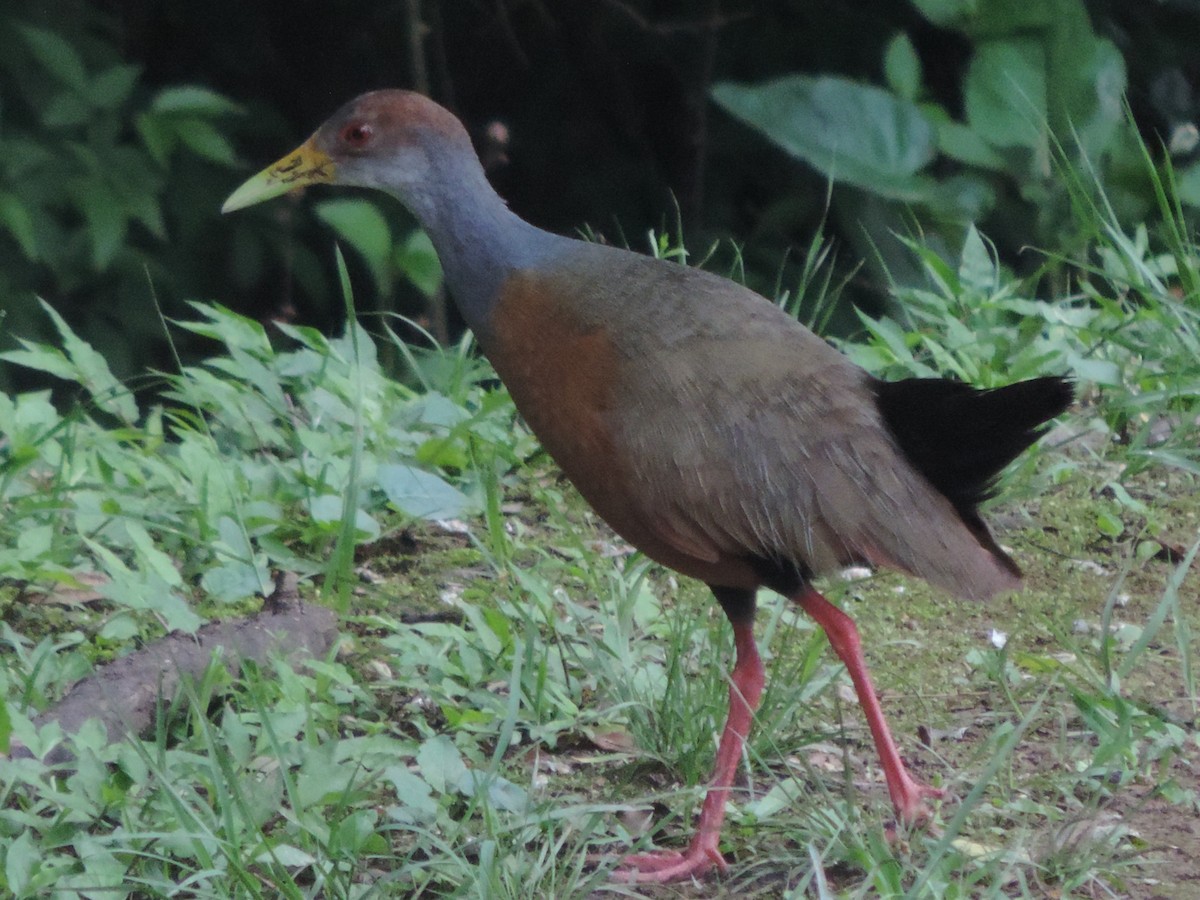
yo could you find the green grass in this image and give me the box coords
[2,166,1200,897]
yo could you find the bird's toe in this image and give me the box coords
[607,842,727,884]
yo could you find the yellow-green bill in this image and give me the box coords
[221,139,335,213]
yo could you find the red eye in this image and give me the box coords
[340,122,373,148]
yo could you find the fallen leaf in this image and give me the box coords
[1150,538,1189,564]
[806,749,843,772]
[585,729,637,753]
[1040,811,1130,859]
[365,659,393,680]
[25,571,109,606]
[618,807,656,837]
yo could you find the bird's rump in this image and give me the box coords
[616,341,1024,600]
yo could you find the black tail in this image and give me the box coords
[874,375,1073,520]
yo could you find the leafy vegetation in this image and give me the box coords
[2,4,1199,897]
[5,4,1200,389]
[711,0,1199,292]
[0,9,248,395]
[0,300,514,626]
[3,171,1199,894]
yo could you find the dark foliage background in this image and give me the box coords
[2,0,1198,396]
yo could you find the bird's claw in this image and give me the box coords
[606,842,727,884]
[893,777,945,827]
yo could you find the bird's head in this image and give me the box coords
[222,90,468,213]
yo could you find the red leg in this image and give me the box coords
[613,605,764,883]
[792,586,942,823]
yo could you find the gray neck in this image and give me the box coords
[400,148,558,339]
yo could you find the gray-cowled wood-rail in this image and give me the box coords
[224,90,1072,884]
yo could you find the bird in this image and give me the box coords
[223,90,1073,883]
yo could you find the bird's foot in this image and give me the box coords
[607,840,727,884]
[891,772,945,827]
[876,782,944,848]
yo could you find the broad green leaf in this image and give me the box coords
[174,117,238,166]
[70,179,128,269]
[958,225,997,294]
[1042,2,1125,154]
[964,40,1047,150]
[3,301,139,422]
[413,393,471,430]
[177,302,272,354]
[4,828,38,894]
[258,844,317,867]
[925,173,996,220]
[712,75,937,197]
[910,0,1051,34]
[1175,161,1200,208]
[308,495,381,539]
[908,0,972,26]
[43,91,91,128]
[460,770,528,811]
[384,766,439,822]
[275,322,333,354]
[18,24,88,91]
[0,192,39,259]
[217,515,254,561]
[295,743,355,809]
[125,522,183,587]
[378,463,474,520]
[930,114,1006,170]
[201,562,265,603]
[42,300,139,422]
[1065,355,1121,386]
[124,186,168,239]
[0,391,57,447]
[899,236,960,295]
[1107,481,1149,515]
[396,229,444,297]
[854,310,916,367]
[329,318,381,370]
[1095,509,1124,538]
[89,64,141,110]
[86,539,203,632]
[15,525,53,561]
[415,435,468,471]
[744,777,809,820]
[884,33,921,101]
[417,734,467,794]
[220,709,253,767]
[136,113,177,166]
[316,199,394,295]
[65,836,129,892]
[0,344,77,381]
[331,809,385,855]
[151,85,243,118]
[1011,651,1068,674]
[203,515,270,601]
